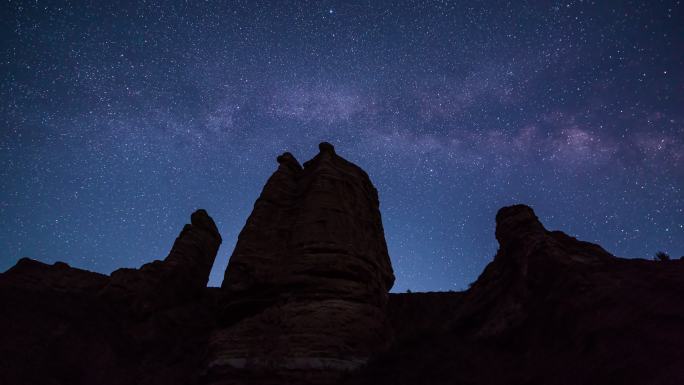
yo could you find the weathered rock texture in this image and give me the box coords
[2,147,684,385]
[206,142,395,384]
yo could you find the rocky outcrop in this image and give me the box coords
[102,209,222,314]
[2,147,684,385]
[206,143,394,384]
[0,258,110,293]
[457,204,615,337]
[221,142,393,303]
[0,210,222,385]
[347,205,684,385]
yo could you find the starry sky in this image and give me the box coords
[1,1,683,291]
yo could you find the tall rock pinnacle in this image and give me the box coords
[206,142,395,384]
[221,141,394,299]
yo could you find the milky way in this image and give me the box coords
[1,1,682,291]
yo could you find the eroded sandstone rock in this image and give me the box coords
[0,209,223,385]
[101,209,222,314]
[346,205,684,385]
[206,142,394,384]
[460,204,615,337]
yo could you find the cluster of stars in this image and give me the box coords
[0,1,682,291]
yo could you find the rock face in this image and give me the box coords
[221,142,393,303]
[347,204,684,385]
[102,209,222,314]
[456,204,616,337]
[2,147,684,385]
[205,142,395,384]
[0,210,222,385]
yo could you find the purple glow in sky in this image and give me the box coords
[1,1,682,291]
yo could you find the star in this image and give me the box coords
[0,0,682,292]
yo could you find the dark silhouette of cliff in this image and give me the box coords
[348,205,684,384]
[1,143,683,385]
[0,209,222,385]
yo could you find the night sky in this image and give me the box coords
[1,1,682,291]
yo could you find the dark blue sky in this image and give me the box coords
[1,1,682,291]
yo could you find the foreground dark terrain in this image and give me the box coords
[1,143,683,385]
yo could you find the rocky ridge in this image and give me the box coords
[0,209,222,385]
[2,143,683,385]
[348,204,684,385]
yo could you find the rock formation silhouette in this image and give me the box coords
[347,204,684,384]
[206,143,394,384]
[0,209,222,385]
[1,143,683,385]
[102,209,222,314]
